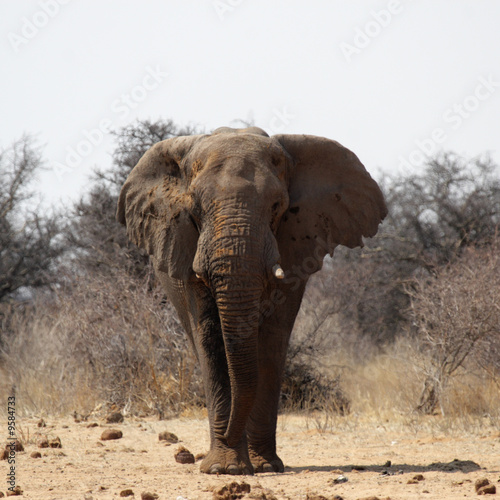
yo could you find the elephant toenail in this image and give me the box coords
[208,464,221,474]
[227,465,240,475]
[262,463,273,473]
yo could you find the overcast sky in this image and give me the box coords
[2,0,500,206]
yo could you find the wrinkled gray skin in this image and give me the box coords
[117,127,387,475]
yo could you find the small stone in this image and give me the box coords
[408,473,425,484]
[106,412,124,424]
[478,484,496,495]
[383,460,392,467]
[120,489,134,497]
[5,439,24,452]
[332,474,348,484]
[37,418,46,427]
[31,451,42,458]
[49,436,62,448]
[174,446,195,464]
[87,422,98,428]
[248,487,278,500]
[100,429,123,441]
[141,493,159,500]
[213,482,251,499]
[37,436,49,448]
[158,431,178,443]
[476,478,491,492]
[1,449,9,460]
[6,486,23,496]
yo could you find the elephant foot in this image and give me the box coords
[249,449,284,473]
[200,446,254,475]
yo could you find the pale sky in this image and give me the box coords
[2,0,500,206]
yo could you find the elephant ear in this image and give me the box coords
[274,134,387,276]
[116,135,205,280]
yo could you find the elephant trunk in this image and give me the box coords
[208,215,265,447]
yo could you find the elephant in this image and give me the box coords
[116,126,387,475]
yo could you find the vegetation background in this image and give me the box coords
[1,120,499,426]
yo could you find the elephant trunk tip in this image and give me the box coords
[272,264,285,279]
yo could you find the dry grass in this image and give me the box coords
[303,337,500,434]
[0,268,203,418]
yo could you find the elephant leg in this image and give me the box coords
[246,322,290,473]
[189,287,253,475]
[247,285,305,473]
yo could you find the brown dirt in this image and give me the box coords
[2,414,499,499]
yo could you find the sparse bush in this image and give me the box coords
[281,360,350,415]
[408,237,500,414]
[1,266,204,417]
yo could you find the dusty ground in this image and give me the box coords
[2,413,499,499]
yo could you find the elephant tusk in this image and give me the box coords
[195,273,201,279]
[272,264,285,279]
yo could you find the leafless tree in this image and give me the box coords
[0,135,64,304]
[381,152,500,269]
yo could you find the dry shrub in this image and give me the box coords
[314,337,499,425]
[281,360,350,415]
[408,239,500,415]
[1,267,204,417]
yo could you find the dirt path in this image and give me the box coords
[3,414,499,499]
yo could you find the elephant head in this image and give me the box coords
[117,127,387,447]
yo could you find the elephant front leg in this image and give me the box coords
[246,327,289,473]
[198,363,254,474]
[194,317,254,475]
[246,372,285,473]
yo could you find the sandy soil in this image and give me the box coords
[3,413,499,499]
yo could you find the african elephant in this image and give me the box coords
[117,126,387,475]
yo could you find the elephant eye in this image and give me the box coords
[271,201,284,232]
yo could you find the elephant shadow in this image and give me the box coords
[285,459,482,474]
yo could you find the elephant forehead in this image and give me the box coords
[189,134,282,164]
[186,135,289,187]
